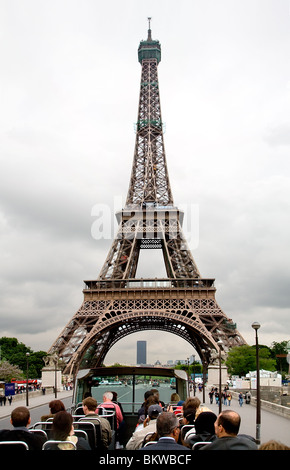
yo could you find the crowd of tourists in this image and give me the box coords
[0,389,289,451]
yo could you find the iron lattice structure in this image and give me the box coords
[49,26,246,376]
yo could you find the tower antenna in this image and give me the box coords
[147,17,152,41]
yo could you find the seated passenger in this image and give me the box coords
[150,388,165,407]
[126,404,162,450]
[82,397,112,449]
[0,406,46,450]
[136,395,159,431]
[168,392,183,414]
[185,411,217,447]
[97,391,123,429]
[51,410,91,450]
[41,399,65,421]
[183,396,211,419]
[137,390,154,421]
[200,410,257,450]
[138,412,191,452]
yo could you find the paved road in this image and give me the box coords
[0,389,289,447]
[0,390,74,428]
[199,392,290,447]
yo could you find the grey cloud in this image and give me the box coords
[1,1,290,363]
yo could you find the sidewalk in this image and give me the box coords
[0,389,73,420]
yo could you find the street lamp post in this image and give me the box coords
[54,355,58,398]
[187,357,190,394]
[192,355,196,396]
[252,321,261,444]
[26,352,30,407]
[201,349,206,403]
[217,340,223,414]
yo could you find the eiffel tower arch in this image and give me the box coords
[48,24,246,377]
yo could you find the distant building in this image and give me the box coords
[137,341,147,365]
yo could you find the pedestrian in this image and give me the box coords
[8,395,12,405]
[215,390,219,405]
[227,392,232,406]
[245,391,251,404]
[223,390,228,406]
[238,392,243,407]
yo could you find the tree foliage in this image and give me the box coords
[225,344,276,377]
[0,337,47,380]
[0,360,23,382]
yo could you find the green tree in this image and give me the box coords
[270,340,290,378]
[0,337,47,379]
[175,361,202,376]
[225,345,276,377]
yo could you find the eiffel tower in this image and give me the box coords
[49,22,246,377]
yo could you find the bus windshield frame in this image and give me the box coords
[72,366,188,413]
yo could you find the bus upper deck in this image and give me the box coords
[72,366,189,413]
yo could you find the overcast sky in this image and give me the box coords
[0,0,290,366]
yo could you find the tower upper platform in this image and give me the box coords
[138,25,161,64]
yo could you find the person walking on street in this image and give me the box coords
[238,392,243,407]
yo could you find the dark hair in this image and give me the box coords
[11,407,30,427]
[217,410,240,435]
[49,400,65,414]
[144,395,159,416]
[183,407,196,424]
[144,390,154,400]
[52,411,73,441]
[194,411,217,435]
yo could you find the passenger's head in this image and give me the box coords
[103,391,113,401]
[83,397,98,412]
[144,390,154,400]
[11,407,30,427]
[215,410,241,437]
[52,411,73,441]
[150,388,160,400]
[144,394,159,416]
[156,412,180,441]
[183,396,201,412]
[194,411,217,435]
[49,400,65,414]
[111,391,118,402]
[183,407,196,425]
[259,440,290,450]
[148,404,162,420]
[170,392,180,403]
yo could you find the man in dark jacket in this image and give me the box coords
[0,406,46,450]
[201,410,257,450]
[139,412,190,451]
